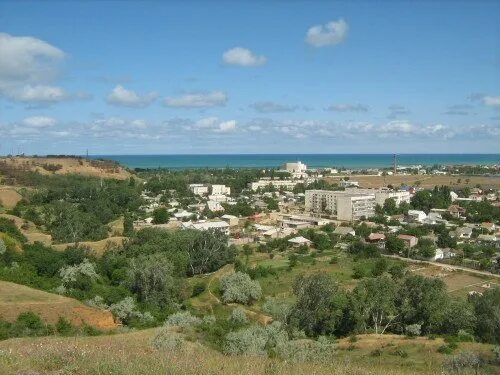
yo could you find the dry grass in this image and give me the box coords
[325,175,500,189]
[52,236,126,256]
[0,156,132,180]
[0,188,22,209]
[0,329,497,375]
[0,213,52,245]
[0,281,117,330]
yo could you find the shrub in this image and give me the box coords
[457,330,474,342]
[405,323,422,337]
[151,328,185,350]
[275,336,336,363]
[165,311,201,329]
[438,345,455,355]
[223,322,288,356]
[202,315,216,326]
[444,351,482,374]
[109,297,153,325]
[261,297,291,323]
[229,307,248,326]
[191,282,206,297]
[0,239,6,255]
[220,272,262,305]
[55,317,75,336]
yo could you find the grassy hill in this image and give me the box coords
[0,328,497,375]
[0,281,117,330]
[0,156,132,180]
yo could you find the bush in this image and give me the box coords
[191,282,206,297]
[165,311,201,329]
[405,323,422,337]
[444,351,482,374]
[151,328,185,350]
[229,307,248,326]
[55,317,75,336]
[438,345,455,355]
[457,330,475,342]
[223,322,288,356]
[275,336,336,363]
[220,272,262,305]
[261,297,291,323]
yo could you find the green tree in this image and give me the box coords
[152,207,170,224]
[288,273,347,337]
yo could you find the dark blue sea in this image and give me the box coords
[91,154,500,170]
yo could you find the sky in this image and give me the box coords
[0,0,499,155]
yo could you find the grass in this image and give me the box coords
[0,329,497,375]
[52,236,126,256]
[0,188,22,209]
[0,281,117,330]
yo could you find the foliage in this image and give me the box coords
[443,351,482,375]
[229,307,248,325]
[220,272,262,305]
[152,207,170,224]
[165,311,201,328]
[0,217,26,243]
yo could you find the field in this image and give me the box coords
[325,174,500,189]
[0,327,497,375]
[52,236,126,256]
[0,281,117,330]
[0,187,22,209]
[0,157,132,180]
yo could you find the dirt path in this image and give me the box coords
[382,254,500,279]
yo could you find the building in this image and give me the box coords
[344,188,411,206]
[221,214,239,227]
[288,236,312,247]
[334,226,355,236]
[206,200,224,212]
[305,190,375,221]
[189,184,209,196]
[182,220,230,235]
[208,194,228,203]
[398,234,418,248]
[279,214,331,227]
[367,233,386,249]
[211,184,231,195]
[407,210,427,223]
[282,161,307,173]
[339,180,359,188]
[248,179,300,191]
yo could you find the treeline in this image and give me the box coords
[0,227,234,326]
[10,174,142,243]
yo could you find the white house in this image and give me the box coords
[407,210,427,223]
[207,200,224,212]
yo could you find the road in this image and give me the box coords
[382,254,500,279]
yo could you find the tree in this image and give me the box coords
[385,235,405,254]
[437,231,457,249]
[383,198,398,215]
[416,238,436,259]
[185,229,235,275]
[123,213,134,236]
[220,272,262,305]
[470,288,500,344]
[288,273,347,337]
[349,275,398,334]
[152,207,170,224]
[128,253,179,308]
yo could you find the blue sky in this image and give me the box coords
[0,0,499,154]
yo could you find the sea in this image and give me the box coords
[91,154,500,170]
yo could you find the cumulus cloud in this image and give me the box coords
[107,85,158,107]
[305,19,348,47]
[23,116,56,128]
[0,33,87,104]
[326,103,368,112]
[222,47,267,66]
[251,101,298,113]
[216,120,237,132]
[164,91,227,108]
[483,96,500,107]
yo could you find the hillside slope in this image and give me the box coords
[0,281,117,330]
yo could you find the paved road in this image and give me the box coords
[382,254,500,279]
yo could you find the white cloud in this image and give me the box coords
[305,19,348,47]
[251,101,298,113]
[23,116,56,128]
[195,117,219,128]
[164,91,227,108]
[222,47,267,66]
[483,96,500,107]
[0,33,64,85]
[327,103,368,112]
[107,85,158,107]
[215,120,237,132]
[10,84,68,103]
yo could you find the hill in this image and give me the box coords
[0,328,497,375]
[0,156,132,180]
[0,281,117,330]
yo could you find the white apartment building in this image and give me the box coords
[305,190,375,221]
[248,179,299,191]
[339,180,359,188]
[189,184,209,196]
[344,188,411,206]
[211,184,231,195]
[282,161,307,173]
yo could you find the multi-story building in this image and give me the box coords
[344,188,411,206]
[305,190,375,221]
[248,179,299,191]
[211,184,231,195]
[189,184,209,196]
[282,161,307,173]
